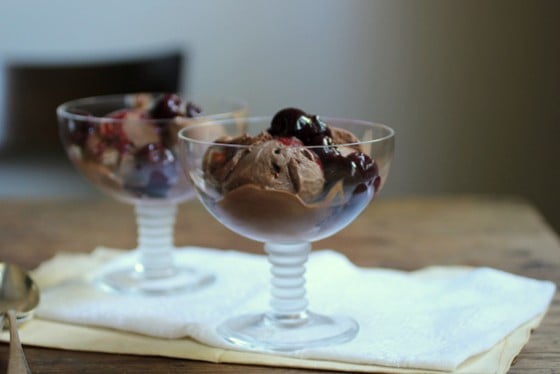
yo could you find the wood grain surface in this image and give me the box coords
[0,195,558,373]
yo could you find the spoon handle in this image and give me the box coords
[6,310,32,374]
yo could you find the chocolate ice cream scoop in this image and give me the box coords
[203,131,273,187]
[220,139,324,202]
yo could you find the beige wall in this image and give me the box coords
[0,0,558,231]
[380,1,560,232]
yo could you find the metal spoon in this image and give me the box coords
[0,263,40,374]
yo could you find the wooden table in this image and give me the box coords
[0,196,558,373]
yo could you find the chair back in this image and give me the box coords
[2,51,183,158]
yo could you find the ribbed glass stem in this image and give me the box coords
[134,203,177,279]
[264,242,311,326]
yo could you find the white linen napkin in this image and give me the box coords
[33,247,555,372]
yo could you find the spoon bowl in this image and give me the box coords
[0,263,39,313]
[0,263,40,374]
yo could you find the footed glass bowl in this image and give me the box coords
[179,113,394,351]
[57,93,247,295]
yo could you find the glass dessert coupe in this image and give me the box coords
[57,93,247,295]
[178,109,395,351]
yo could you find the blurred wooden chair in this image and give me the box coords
[1,51,184,159]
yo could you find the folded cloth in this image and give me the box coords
[31,247,555,372]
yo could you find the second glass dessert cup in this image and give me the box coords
[178,113,395,351]
[57,93,247,295]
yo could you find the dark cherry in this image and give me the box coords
[144,170,172,197]
[150,93,183,119]
[321,153,352,186]
[309,134,334,147]
[269,108,305,136]
[305,115,331,143]
[135,143,174,164]
[307,134,337,163]
[268,108,331,145]
[347,152,380,194]
[346,152,378,181]
[131,143,176,197]
[320,151,380,196]
[185,101,203,118]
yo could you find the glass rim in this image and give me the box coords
[178,115,395,149]
[56,92,248,125]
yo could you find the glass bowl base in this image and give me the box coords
[217,311,358,352]
[94,264,215,295]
